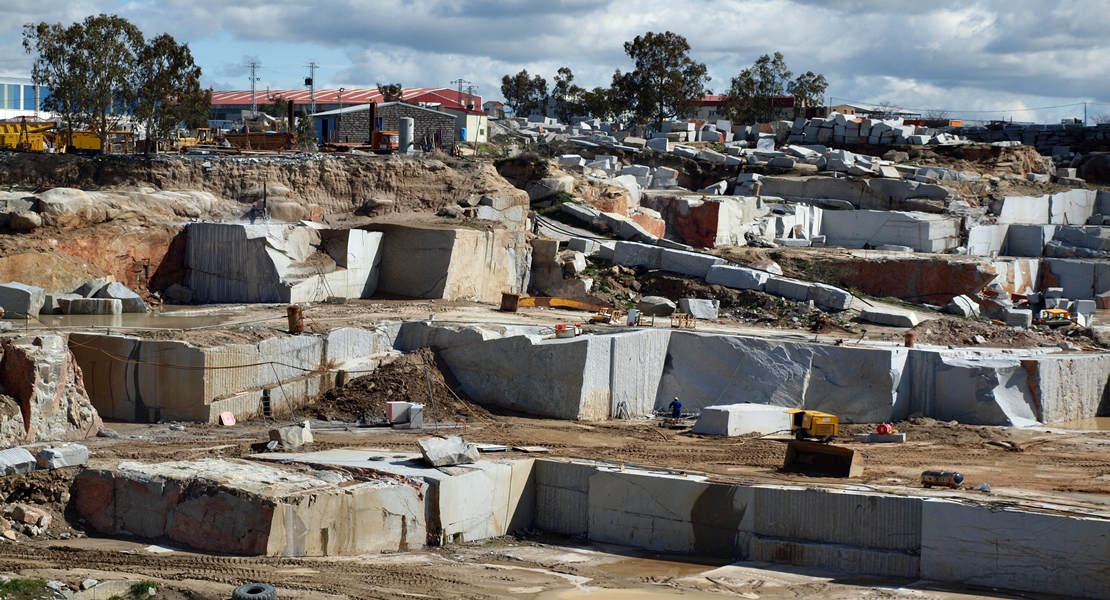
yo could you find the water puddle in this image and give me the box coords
[34,306,252,330]
[1051,417,1110,430]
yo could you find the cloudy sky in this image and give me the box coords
[2,0,1107,123]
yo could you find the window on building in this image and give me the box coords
[479,128,485,136]
[6,85,20,110]
[23,86,35,111]
[39,87,49,110]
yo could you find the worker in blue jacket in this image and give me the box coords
[669,397,682,419]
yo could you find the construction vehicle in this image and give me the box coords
[785,409,839,441]
[372,130,399,154]
[0,118,55,152]
[57,130,136,155]
[778,408,862,477]
[1037,308,1076,329]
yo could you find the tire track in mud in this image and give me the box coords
[0,546,481,599]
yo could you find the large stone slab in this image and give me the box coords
[59,298,122,315]
[705,265,768,290]
[0,447,36,475]
[533,459,597,535]
[368,223,522,303]
[659,249,723,278]
[679,298,719,320]
[261,449,534,546]
[611,242,663,269]
[921,500,1110,598]
[94,282,147,313]
[860,307,919,327]
[808,283,853,311]
[804,345,909,423]
[656,333,813,412]
[587,467,753,558]
[765,277,812,301]
[74,458,426,556]
[607,329,670,419]
[931,358,1039,426]
[0,282,45,319]
[820,210,959,253]
[440,335,612,421]
[692,404,791,436]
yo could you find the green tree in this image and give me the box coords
[610,31,709,127]
[787,71,828,118]
[24,14,145,154]
[721,52,792,124]
[376,82,403,103]
[579,87,616,121]
[552,67,584,123]
[135,33,209,152]
[500,69,548,118]
[722,53,828,123]
[295,114,317,149]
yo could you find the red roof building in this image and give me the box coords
[210,87,483,121]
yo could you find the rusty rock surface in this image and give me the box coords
[0,335,101,447]
[838,259,998,304]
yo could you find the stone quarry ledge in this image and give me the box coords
[255,448,534,546]
[74,457,425,557]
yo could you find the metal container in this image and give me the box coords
[921,471,963,488]
[286,305,304,334]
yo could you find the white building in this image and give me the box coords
[0,76,48,121]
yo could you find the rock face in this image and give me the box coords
[74,458,426,556]
[838,258,997,304]
[0,335,102,447]
[368,223,529,303]
[185,223,384,304]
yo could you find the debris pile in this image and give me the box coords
[308,348,488,424]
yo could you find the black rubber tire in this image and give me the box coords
[794,429,807,441]
[232,583,277,600]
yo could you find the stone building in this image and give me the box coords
[311,102,457,149]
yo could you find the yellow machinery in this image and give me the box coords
[785,409,839,441]
[57,130,136,154]
[0,119,56,152]
[1038,307,1075,328]
[780,409,862,478]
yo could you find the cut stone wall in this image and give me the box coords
[74,458,426,557]
[183,223,382,304]
[70,328,391,423]
[368,223,528,302]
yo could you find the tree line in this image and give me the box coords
[23,14,210,154]
[501,31,827,129]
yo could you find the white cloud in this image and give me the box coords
[1,0,1106,122]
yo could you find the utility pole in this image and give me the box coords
[337,87,345,143]
[248,62,261,116]
[1085,102,1088,126]
[450,78,469,109]
[464,84,478,110]
[306,62,318,114]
